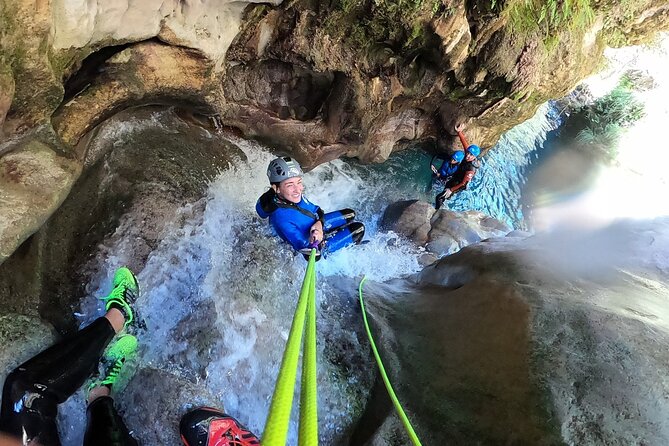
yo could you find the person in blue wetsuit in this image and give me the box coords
[434,123,482,209]
[431,149,464,207]
[432,150,464,181]
[256,156,365,260]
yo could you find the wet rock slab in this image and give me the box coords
[359,218,669,445]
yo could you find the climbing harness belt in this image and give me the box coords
[358,276,423,446]
[263,249,319,446]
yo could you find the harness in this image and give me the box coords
[273,196,325,223]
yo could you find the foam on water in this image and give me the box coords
[61,132,425,443]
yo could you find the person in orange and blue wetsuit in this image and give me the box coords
[256,156,365,260]
[435,123,482,210]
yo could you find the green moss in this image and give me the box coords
[322,0,444,62]
[563,76,645,161]
[505,0,595,36]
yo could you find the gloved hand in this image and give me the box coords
[443,188,453,199]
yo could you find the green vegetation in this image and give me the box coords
[503,0,595,38]
[324,0,445,60]
[566,74,646,160]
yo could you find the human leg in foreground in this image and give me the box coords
[83,333,138,446]
[0,268,139,446]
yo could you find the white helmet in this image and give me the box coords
[267,157,303,183]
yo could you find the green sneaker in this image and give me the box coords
[101,267,139,329]
[88,334,138,392]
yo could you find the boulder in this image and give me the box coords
[426,210,512,255]
[119,367,223,445]
[381,200,435,245]
[381,200,513,257]
[358,218,669,445]
[0,139,81,263]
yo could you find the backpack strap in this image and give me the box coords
[275,199,322,223]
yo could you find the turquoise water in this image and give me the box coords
[337,103,561,230]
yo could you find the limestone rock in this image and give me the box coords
[1,0,64,132]
[381,200,435,245]
[427,209,512,256]
[382,200,512,257]
[432,3,471,71]
[359,219,669,445]
[0,62,14,135]
[52,41,216,147]
[0,313,56,386]
[50,0,281,68]
[0,139,81,263]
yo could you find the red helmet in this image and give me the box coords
[180,407,260,446]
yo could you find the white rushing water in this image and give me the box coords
[59,124,424,444]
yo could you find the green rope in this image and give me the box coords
[358,276,423,446]
[299,258,318,445]
[263,250,317,445]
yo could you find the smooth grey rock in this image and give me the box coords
[0,139,81,264]
[0,313,56,384]
[359,218,669,445]
[382,200,512,258]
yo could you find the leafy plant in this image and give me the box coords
[564,76,646,160]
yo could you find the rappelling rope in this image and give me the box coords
[263,249,319,446]
[299,251,318,445]
[358,276,423,446]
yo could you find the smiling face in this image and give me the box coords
[275,176,304,203]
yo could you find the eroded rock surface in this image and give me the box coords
[53,41,218,147]
[0,139,81,263]
[1,0,668,261]
[381,199,513,257]
[0,107,244,331]
[0,314,56,388]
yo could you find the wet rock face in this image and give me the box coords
[359,219,669,445]
[120,368,223,445]
[222,0,669,165]
[52,41,218,148]
[0,139,81,263]
[381,199,512,258]
[0,107,245,332]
